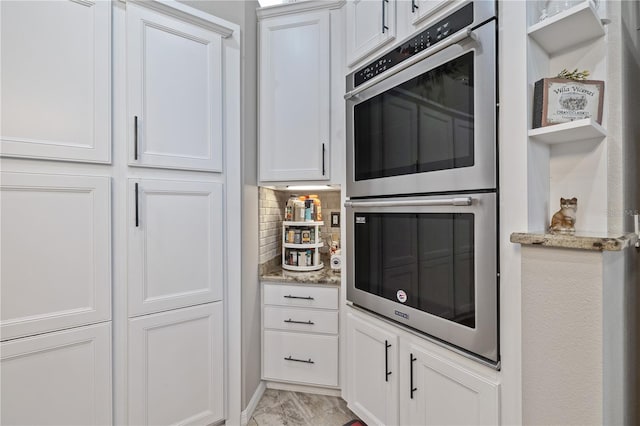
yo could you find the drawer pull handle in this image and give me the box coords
[284,319,315,325]
[284,295,315,300]
[284,356,314,364]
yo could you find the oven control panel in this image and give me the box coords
[353,2,474,88]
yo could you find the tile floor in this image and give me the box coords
[249,389,360,426]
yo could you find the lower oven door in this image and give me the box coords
[345,192,498,363]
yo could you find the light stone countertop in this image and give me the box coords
[260,264,341,286]
[510,231,639,251]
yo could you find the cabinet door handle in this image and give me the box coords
[322,143,326,176]
[410,353,417,399]
[134,116,139,160]
[284,295,314,300]
[284,319,314,325]
[385,340,392,382]
[382,0,389,34]
[134,183,140,227]
[411,0,418,13]
[284,356,314,364]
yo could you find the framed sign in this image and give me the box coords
[533,78,604,128]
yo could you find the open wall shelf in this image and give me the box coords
[528,118,606,145]
[528,1,605,55]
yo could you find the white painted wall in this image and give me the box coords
[521,246,604,425]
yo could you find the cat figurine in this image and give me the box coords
[549,197,577,234]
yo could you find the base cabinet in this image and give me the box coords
[346,312,399,426]
[1,323,112,426]
[346,308,500,426]
[400,341,500,425]
[262,282,339,388]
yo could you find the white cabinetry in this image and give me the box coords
[346,0,396,66]
[0,172,111,341]
[407,0,450,27]
[259,9,331,182]
[1,323,112,426]
[400,341,500,425]
[128,302,224,426]
[346,308,500,426]
[127,2,224,172]
[262,282,339,388]
[127,178,223,316]
[0,0,111,163]
[346,311,399,426]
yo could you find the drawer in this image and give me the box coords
[263,330,338,387]
[264,306,338,334]
[263,283,338,310]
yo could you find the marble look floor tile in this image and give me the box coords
[250,389,360,426]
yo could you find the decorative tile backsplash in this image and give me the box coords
[258,187,341,266]
[258,187,289,265]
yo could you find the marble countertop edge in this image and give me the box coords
[510,231,639,252]
[259,265,342,286]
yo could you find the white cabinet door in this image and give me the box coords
[346,311,399,426]
[346,0,396,66]
[128,302,224,426]
[0,0,111,163]
[127,2,223,172]
[0,172,111,340]
[128,179,223,316]
[400,341,500,425]
[1,323,112,426]
[408,0,450,26]
[259,10,330,182]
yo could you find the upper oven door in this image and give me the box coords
[346,20,496,198]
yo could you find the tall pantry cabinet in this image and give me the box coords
[0,1,240,425]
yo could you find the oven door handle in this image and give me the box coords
[344,28,475,100]
[344,197,472,208]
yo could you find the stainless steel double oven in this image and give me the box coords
[345,1,499,364]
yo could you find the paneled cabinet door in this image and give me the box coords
[127,2,223,172]
[0,0,111,163]
[346,312,399,426]
[128,179,223,316]
[400,341,500,425]
[259,10,330,182]
[0,172,111,341]
[1,323,112,426]
[408,0,450,26]
[346,0,396,67]
[128,303,224,426]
